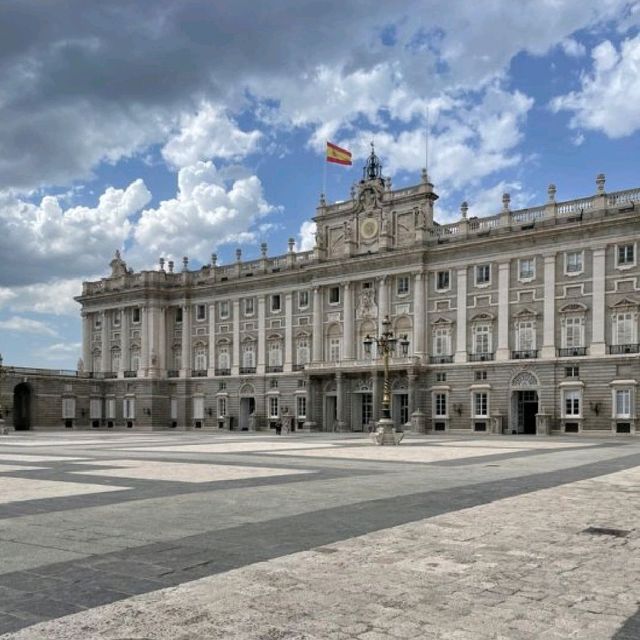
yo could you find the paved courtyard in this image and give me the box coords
[0,431,637,639]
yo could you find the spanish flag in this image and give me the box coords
[326,141,352,166]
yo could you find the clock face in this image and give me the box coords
[360,218,379,240]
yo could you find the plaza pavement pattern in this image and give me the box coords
[0,432,637,639]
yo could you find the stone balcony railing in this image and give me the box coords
[80,178,639,296]
[304,356,421,372]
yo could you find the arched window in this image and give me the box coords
[130,348,140,371]
[173,347,182,370]
[327,324,342,362]
[193,344,207,371]
[243,341,256,368]
[217,344,230,370]
[92,349,102,373]
[111,348,121,373]
[268,338,283,366]
[296,335,310,365]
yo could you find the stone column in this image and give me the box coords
[496,262,510,361]
[119,308,129,377]
[541,254,556,359]
[232,299,241,375]
[140,306,149,376]
[312,286,323,362]
[100,311,109,373]
[591,247,606,356]
[257,296,266,374]
[146,305,160,377]
[372,372,382,422]
[413,272,425,358]
[336,371,346,430]
[208,303,216,376]
[455,268,467,363]
[408,371,417,418]
[82,313,91,373]
[180,303,191,377]
[285,292,293,371]
[378,276,389,334]
[157,306,166,372]
[343,282,354,360]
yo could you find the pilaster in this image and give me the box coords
[207,303,216,376]
[119,308,129,377]
[591,247,607,356]
[541,254,557,358]
[82,313,91,373]
[257,296,266,374]
[343,282,354,360]
[413,272,425,357]
[496,262,510,361]
[232,299,241,375]
[284,293,293,371]
[180,303,191,377]
[378,276,389,335]
[100,311,109,373]
[455,268,467,363]
[312,286,323,362]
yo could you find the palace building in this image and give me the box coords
[2,149,639,435]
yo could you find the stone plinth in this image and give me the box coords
[370,418,404,445]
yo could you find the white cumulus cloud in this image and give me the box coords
[0,316,57,336]
[551,35,640,138]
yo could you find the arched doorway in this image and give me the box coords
[510,371,539,435]
[13,383,31,431]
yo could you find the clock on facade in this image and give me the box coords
[360,218,379,240]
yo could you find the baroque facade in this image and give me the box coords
[3,150,639,434]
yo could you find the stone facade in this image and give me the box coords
[2,151,639,435]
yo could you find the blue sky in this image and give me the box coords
[0,1,639,368]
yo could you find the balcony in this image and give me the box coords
[192,369,207,377]
[266,365,283,373]
[215,368,231,376]
[430,355,453,364]
[609,344,640,354]
[239,366,256,375]
[124,370,136,378]
[558,347,587,357]
[103,371,117,379]
[512,350,538,360]
[468,352,494,362]
[292,364,305,371]
[167,369,179,378]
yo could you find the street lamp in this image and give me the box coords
[363,316,409,445]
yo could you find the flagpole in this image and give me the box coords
[322,141,327,200]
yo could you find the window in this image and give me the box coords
[362,281,373,290]
[617,244,635,267]
[195,304,206,321]
[397,276,409,296]
[566,251,583,274]
[563,315,584,348]
[170,397,178,420]
[296,396,307,419]
[62,397,76,419]
[217,346,230,370]
[612,312,636,345]
[565,366,579,378]
[519,258,535,280]
[473,324,491,354]
[433,327,451,356]
[242,343,255,368]
[434,393,447,417]
[94,315,102,330]
[329,286,340,304]
[516,320,536,351]
[298,291,309,308]
[244,298,255,316]
[173,350,182,370]
[175,307,183,324]
[269,396,279,418]
[615,389,632,418]
[271,294,281,312]
[268,340,283,366]
[130,349,140,371]
[296,336,310,365]
[218,381,226,391]
[564,390,581,417]
[123,397,136,420]
[475,370,487,381]
[219,301,230,319]
[218,397,227,417]
[436,372,447,382]
[361,394,373,426]
[436,271,450,291]
[92,351,102,372]
[132,307,141,324]
[475,264,490,285]
[106,398,116,420]
[298,379,307,388]
[193,396,204,420]
[474,392,488,417]
[112,310,121,327]
[111,350,121,373]
[194,347,207,371]
[329,337,341,362]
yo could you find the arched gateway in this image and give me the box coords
[510,371,539,435]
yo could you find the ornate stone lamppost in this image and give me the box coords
[363,316,409,445]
